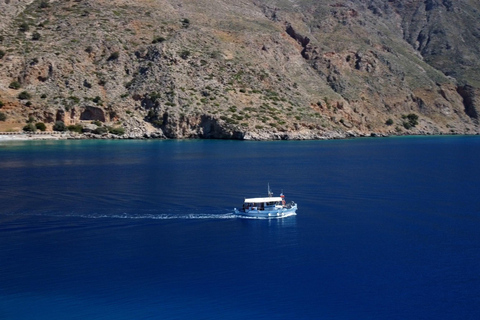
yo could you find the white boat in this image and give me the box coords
[234,185,297,218]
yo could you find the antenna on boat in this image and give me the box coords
[268,183,273,197]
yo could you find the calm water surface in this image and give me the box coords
[0,137,479,319]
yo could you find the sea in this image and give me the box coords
[0,136,479,319]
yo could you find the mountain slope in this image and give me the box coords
[0,0,479,139]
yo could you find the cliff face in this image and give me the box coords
[0,0,479,139]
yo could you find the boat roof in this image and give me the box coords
[244,197,283,203]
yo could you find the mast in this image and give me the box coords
[268,183,273,197]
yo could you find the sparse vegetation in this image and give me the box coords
[181,18,190,28]
[53,121,67,132]
[23,123,36,132]
[0,112,6,121]
[32,32,41,41]
[18,91,31,100]
[9,81,21,90]
[67,124,83,133]
[107,51,119,61]
[93,126,108,134]
[39,0,49,9]
[179,50,191,59]
[108,126,125,135]
[152,36,166,44]
[35,122,46,131]
[402,113,419,129]
[19,22,30,32]
[92,96,102,105]
[386,118,394,126]
[69,96,80,104]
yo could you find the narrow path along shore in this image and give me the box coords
[0,132,81,141]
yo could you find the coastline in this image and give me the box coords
[0,132,82,141]
[0,130,477,142]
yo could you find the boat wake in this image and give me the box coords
[70,212,239,220]
[3,211,297,220]
[69,212,297,220]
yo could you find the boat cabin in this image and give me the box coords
[242,197,284,211]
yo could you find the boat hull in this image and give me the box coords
[234,204,297,218]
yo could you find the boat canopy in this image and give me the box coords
[244,197,283,203]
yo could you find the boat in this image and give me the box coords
[234,185,297,218]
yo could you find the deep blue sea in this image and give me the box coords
[0,136,479,319]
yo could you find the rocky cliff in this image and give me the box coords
[1,0,479,139]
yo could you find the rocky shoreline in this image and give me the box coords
[0,129,476,142]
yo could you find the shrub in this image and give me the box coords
[107,51,119,61]
[9,81,21,89]
[92,120,102,126]
[93,126,108,134]
[19,22,30,32]
[181,18,190,28]
[39,0,49,8]
[0,112,6,121]
[18,91,31,100]
[32,31,41,40]
[152,120,163,127]
[149,92,161,102]
[67,124,83,133]
[69,96,80,103]
[27,116,35,123]
[108,126,125,135]
[210,51,221,59]
[53,121,66,131]
[35,122,46,131]
[386,118,393,126]
[0,50,5,59]
[179,50,190,59]
[40,94,47,99]
[23,123,36,132]
[407,113,419,125]
[152,36,166,44]
[0,100,4,108]
[146,109,156,119]
[92,96,102,104]
[402,113,419,129]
